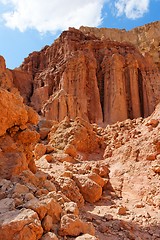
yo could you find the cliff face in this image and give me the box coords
[80,21,160,68]
[14,22,160,125]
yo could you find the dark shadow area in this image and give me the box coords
[138,68,144,118]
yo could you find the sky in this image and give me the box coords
[0,0,159,69]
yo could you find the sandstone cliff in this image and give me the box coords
[80,21,160,68]
[13,22,160,125]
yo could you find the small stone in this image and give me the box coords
[14,198,23,208]
[34,143,46,159]
[42,215,53,232]
[44,180,56,192]
[118,206,127,215]
[24,193,35,201]
[61,171,73,178]
[59,214,95,237]
[134,202,145,208]
[146,154,157,161]
[41,232,58,240]
[64,202,79,216]
[45,155,53,163]
[152,165,160,174]
[46,145,55,154]
[64,144,77,157]
[39,128,50,140]
[146,119,159,128]
[35,188,49,197]
[13,183,29,195]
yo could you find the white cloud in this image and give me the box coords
[0,0,104,33]
[0,0,151,33]
[115,0,149,19]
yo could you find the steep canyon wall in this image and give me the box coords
[11,21,160,125]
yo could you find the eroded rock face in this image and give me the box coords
[80,21,160,68]
[11,69,33,104]
[15,24,160,125]
[0,57,39,179]
[0,55,14,91]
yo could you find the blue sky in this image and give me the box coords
[0,0,159,69]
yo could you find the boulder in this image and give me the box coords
[59,214,95,237]
[56,177,84,207]
[41,215,53,232]
[73,175,102,203]
[34,143,47,160]
[0,209,43,240]
[0,198,15,214]
[63,201,79,216]
[25,197,62,222]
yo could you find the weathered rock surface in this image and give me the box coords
[73,174,102,203]
[48,117,104,160]
[59,214,95,237]
[25,197,62,223]
[0,55,15,91]
[11,69,33,104]
[0,58,39,179]
[55,177,84,207]
[0,209,43,240]
[12,22,160,125]
[0,56,39,177]
[80,21,160,68]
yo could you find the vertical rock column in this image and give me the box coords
[125,54,142,119]
[103,53,128,124]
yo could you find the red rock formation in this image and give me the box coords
[80,21,160,68]
[13,24,160,125]
[11,69,33,104]
[0,56,39,179]
[0,55,14,91]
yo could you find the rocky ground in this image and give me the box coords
[0,100,159,239]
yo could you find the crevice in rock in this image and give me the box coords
[97,66,105,122]
[99,76,105,122]
[138,68,144,118]
[124,68,133,119]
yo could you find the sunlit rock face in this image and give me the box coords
[80,21,160,68]
[13,22,160,125]
[0,56,39,179]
